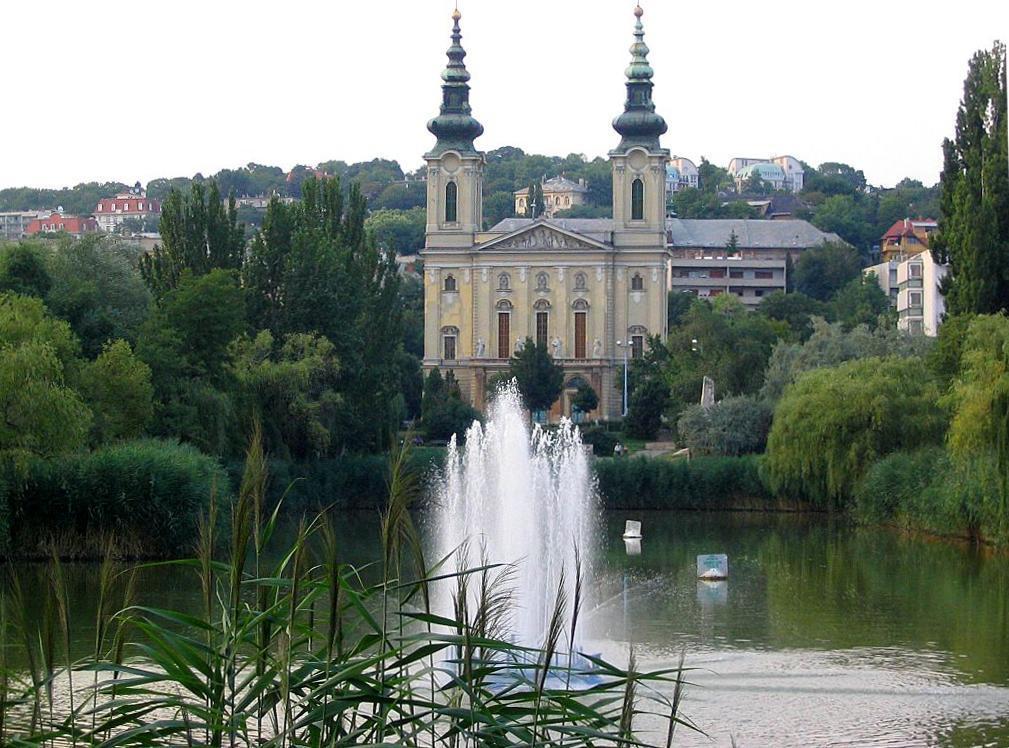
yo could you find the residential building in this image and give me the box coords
[26,210,98,237]
[866,217,946,335]
[422,7,670,420]
[728,155,805,193]
[667,219,843,307]
[666,157,699,192]
[94,183,161,233]
[0,211,45,241]
[513,176,589,217]
[880,217,937,262]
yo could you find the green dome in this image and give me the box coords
[427,10,483,157]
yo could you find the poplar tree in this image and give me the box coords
[933,42,1008,315]
[140,181,245,298]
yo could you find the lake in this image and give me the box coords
[10,510,1009,746]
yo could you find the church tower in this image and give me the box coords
[610,5,669,248]
[425,9,484,249]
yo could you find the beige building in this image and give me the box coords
[421,7,670,420]
[668,219,843,307]
[728,155,805,193]
[514,176,589,218]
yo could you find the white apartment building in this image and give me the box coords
[0,211,44,241]
[728,155,805,193]
[865,252,947,336]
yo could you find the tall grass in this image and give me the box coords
[0,433,694,746]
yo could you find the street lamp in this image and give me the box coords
[615,340,630,417]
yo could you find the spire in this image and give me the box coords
[426,8,484,157]
[612,4,668,152]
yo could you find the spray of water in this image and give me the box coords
[433,381,598,648]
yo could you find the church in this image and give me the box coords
[420,5,672,420]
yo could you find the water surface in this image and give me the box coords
[12,510,1009,746]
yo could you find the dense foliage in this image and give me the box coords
[677,395,772,457]
[765,357,946,508]
[595,455,774,510]
[508,338,564,414]
[933,42,1008,315]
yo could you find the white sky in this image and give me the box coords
[2,0,1005,190]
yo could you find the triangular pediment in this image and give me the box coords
[479,221,610,252]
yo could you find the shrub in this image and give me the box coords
[677,395,772,456]
[855,448,1005,545]
[8,439,225,558]
[594,455,772,510]
[227,448,446,512]
[580,427,618,457]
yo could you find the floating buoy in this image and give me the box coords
[696,553,728,580]
[622,520,642,539]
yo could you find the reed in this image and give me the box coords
[0,435,696,747]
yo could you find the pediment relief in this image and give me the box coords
[488,226,597,251]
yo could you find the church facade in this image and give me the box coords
[420,6,670,420]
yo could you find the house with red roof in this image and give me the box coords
[26,211,98,237]
[94,183,161,233]
[880,217,937,262]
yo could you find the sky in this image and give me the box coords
[2,0,1005,190]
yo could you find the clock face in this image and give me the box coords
[628,149,648,171]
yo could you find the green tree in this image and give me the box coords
[758,291,827,341]
[0,294,91,457]
[760,317,933,402]
[0,242,52,298]
[572,383,599,415]
[811,195,878,255]
[79,339,154,443]
[140,181,245,298]
[625,377,669,440]
[932,42,1009,315]
[793,242,861,301]
[420,368,479,440]
[365,207,425,256]
[508,339,564,413]
[161,269,246,382]
[43,235,152,358]
[765,356,946,507]
[230,330,343,459]
[830,274,893,330]
[0,341,91,458]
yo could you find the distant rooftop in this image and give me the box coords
[487,217,843,249]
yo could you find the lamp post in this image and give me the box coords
[615,340,629,417]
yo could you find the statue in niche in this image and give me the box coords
[551,336,563,358]
[475,337,486,358]
[515,337,525,354]
[592,338,603,358]
[536,272,549,291]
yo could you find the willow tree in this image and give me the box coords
[933,42,1008,315]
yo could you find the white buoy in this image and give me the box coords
[696,553,728,580]
[622,520,642,539]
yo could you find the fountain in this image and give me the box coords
[432,382,598,650]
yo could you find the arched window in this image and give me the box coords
[536,272,549,291]
[445,181,458,223]
[444,274,457,292]
[498,272,511,290]
[631,273,644,291]
[631,178,644,220]
[574,272,587,291]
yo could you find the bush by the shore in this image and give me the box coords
[855,447,1005,545]
[2,438,225,558]
[594,454,790,511]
